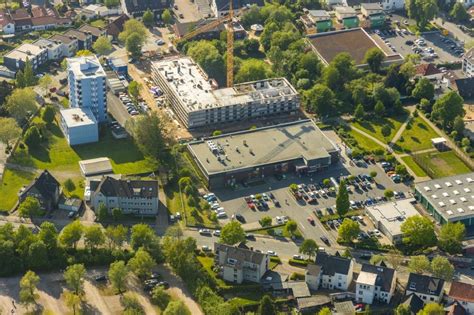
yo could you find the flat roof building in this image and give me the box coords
[3,43,47,71]
[60,107,98,145]
[415,173,474,234]
[307,28,403,67]
[187,120,340,188]
[79,157,113,177]
[151,56,300,129]
[365,198,420,243]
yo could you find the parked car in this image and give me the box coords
[213,230,221,237]
[320,235,330,245]
[267,251,277,256]
[199,229,212,235]
[293,255,304,260]
[95,274,107,282]
[307,217,315,225]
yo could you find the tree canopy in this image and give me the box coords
[220,221,245,245]
[364,47,385,73]
[438,222,465,254]
[235,59,273,83]
[432,91,465,128]
[406,0,438,29]
[0,117,21,147]
[93,36,113,55]
[5,88,37,123]
[400,215,437,249]
[338,219,360,243]
[336,180,350,216]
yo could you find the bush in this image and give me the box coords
[289,272,305,280]
[288,259,308,267]
[270,256,281,264]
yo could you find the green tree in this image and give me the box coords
[119,19,147,43]
[76,50,93,57]
[126,112,165,160]
[93,36,113,55]
[127,247,156,279]
[64,264,86,295]
[431,256,454,280]
[364,47,385,73]
[105,225,128,249]
[63,178,76,193]
[384,189,394,199]
[22,58,37,87]
[130,223,156,250]
[187,41,226,85]
[395,164,408,177]
[38,74,53,95]
[108,260,129,293]
[5,88,37,122]
[97,203,108,221]
[112,207,122,221]
[412,78,435,101]
[220,221,245,245]
[163,300,191,315]
[235,59,272,83]
[27,240,49,270]
[370,171,377,179]
[303,84,337,117]
[59,220,83,250]
[19,270,40,307]
[438,222,465,254]
[260,216,272,227]
[381,125,391,137]
[453,116,465,135]
[257,295,276,315]
[338,218,360,243]
[128,80,141,102]
[299,239,318,259]
[370,254,384,265]
[374,101,385,117]
[143,9,155,27]
[406,0,438,30]
[336,180,350,216]
[354,104,365,120]
[162,9,172,25]
[18,196,42,217]
[450,2,469,21]
[418,303,444,315]
[0,117,21,147]
[64,291,81,315]
[84,225,105,251]
[122,293,144,315]
[240,5,263,27]
[38,221,58,250]
[104,0,120,7]
[151,286,171,309]
[126,32,143,58]
[408,255,430,274]
[432,91,465,128]
[285,220,297,237]
[401,215,437,249]
[24,125,41,148]
[212,130,222,136]
[42,105,56,125]
[395,304,411,315]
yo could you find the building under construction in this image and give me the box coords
[187,120,340,188]
[151,56,300,129]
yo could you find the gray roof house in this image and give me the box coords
[406,273,445,304]
[306,252,354,291]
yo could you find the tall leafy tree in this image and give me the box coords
[19,270,40,308]
[84,225,105,251]
[127,247,156,279]
[235,59,272,83]
[220,221,245,245]
[38,221,58,251]
[126,32,144,58]
[5,88,37,122]
[336,180,350,216]
[142,9,155,27]
[408,255,430,274]
[401,215,437,249]
[364,47,385,73]
[18,196,42,217]
[187,41,226,84]
[93,36,113,55]
[257,295,276,315]
[432,91,465,128]
[338,219,360,243]
[0,117,21,147]
[299,239,318,259]
[431,256,454,280]
[127,112,166,160]
[27,240,49,270]
[162,9,172,25]
[42,105,56,125]
[24,125,41,148]
[412,78,435,101]
[64,264,86,295]
[130,223,156,250]
[418,303,444,315]
[438,222,465,254]
[59,220,84,250]
[108,260,129,293]
[163,300,191,315]
[105,225,128,249]
[406,0,438,29]
[303,84,337,117]
[450,2,469,21]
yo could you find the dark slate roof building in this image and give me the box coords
[106,14,129,39]
[360,263,396,292]
[406,273,445,303]
[18,170,60,211]
[122,0,171,17]
[402,293,425,315]
[454,77,474,100]
[314,252,352,276]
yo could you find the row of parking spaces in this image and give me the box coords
[118,92,151,116]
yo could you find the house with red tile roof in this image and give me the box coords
[448,281,474,314]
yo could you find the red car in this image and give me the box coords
[307,217,315,225]
[248,203,255,210]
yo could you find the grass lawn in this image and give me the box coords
[10,117,157,177]
[351,113,408,143]
[90,19,107,28]
[401,156,427,177]
[393,116,439,153]
[197,256,228,288]
[347,128,385,152]
[413,151,472,178]
[0,168,36,212]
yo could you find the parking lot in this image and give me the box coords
[205,158,412,249]
[368,27,464,63]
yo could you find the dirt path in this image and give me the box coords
[84,281,117,315]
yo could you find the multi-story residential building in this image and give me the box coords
[355,264,396,304]
[151,56,300,129]
[60,108,98,145]
[3,43,47,71]
[49,34,79,57]
[90,176,159,216]
[67,55,107,123]
[18,170,60,211]
[406,273,445,304]
[448,281,474,314]
[34,38,62,60]
[305,252,354,291]
[463,48,474,77]
[64,29,92,50]
[214,243,269,284]
[78,24,106,41]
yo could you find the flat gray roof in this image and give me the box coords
[60,107,97,127]
[188,120,339,175]
[415,172,474,221]
[366,198,419,237]
[79,157,113,177]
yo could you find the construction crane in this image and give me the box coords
[173,2,244,87]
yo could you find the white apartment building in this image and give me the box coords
[463,48,474,78]
[356,264,396,304]
[214,243,269,284]
[34,38,63,61]
[59,107,98,145]
[406,273,445,304]
[151,56,300,129]
[67,55,107,123]
[49,34,79,57]
[305,252,354,291]
[90,176,159,216]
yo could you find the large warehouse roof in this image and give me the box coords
[415,172,474,220]
[307,28,403,66]
[188,120,339,175]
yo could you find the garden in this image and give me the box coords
[393,115,439,153]
[412,151,472,178]
[351,113,408,143]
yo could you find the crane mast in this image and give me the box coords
[226,0,234,87]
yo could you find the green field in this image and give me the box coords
[348,128,385,152]
[0,169,36,212]
[413,151,472,178]
[10,118,157,177]
[401,156,428,177]
[351,114,408,143]
[394,116,439,153]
